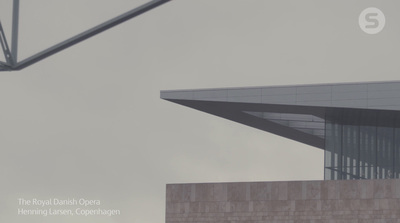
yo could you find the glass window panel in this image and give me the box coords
[324,112,342,180]
[324,109,400,180]
[342,124,359,179]
[360,126,376,179]
[377,127,393,179]
[394,113,400,179]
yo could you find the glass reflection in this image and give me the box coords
[324,110,400,180]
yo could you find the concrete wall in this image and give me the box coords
[166,179,400,223]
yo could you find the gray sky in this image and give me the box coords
[1,0,400,222]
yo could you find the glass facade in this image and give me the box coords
[324,109,400,180]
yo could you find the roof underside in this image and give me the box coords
[161,81,400,149]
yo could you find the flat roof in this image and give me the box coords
[161,80,400,148]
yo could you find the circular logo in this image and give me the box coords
[359,7,385,34]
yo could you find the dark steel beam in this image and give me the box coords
[12,0,171,71]
[11,0,20,63]
[0,22,14,65]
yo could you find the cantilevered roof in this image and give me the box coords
[161,81,400,149]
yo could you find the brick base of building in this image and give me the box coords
[166,179,400,223]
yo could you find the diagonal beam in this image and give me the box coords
[12,0,171,71]
[0,21,14,65]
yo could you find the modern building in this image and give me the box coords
[162,81,400,222]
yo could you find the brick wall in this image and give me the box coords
[166,179,400,223]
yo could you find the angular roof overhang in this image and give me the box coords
[161,81,400,149]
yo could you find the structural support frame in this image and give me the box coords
[11,0,19,63]
[0,0,171,71]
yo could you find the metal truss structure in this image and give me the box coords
[0,0,171,71]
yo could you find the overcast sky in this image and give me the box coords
[1,0,400,222]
